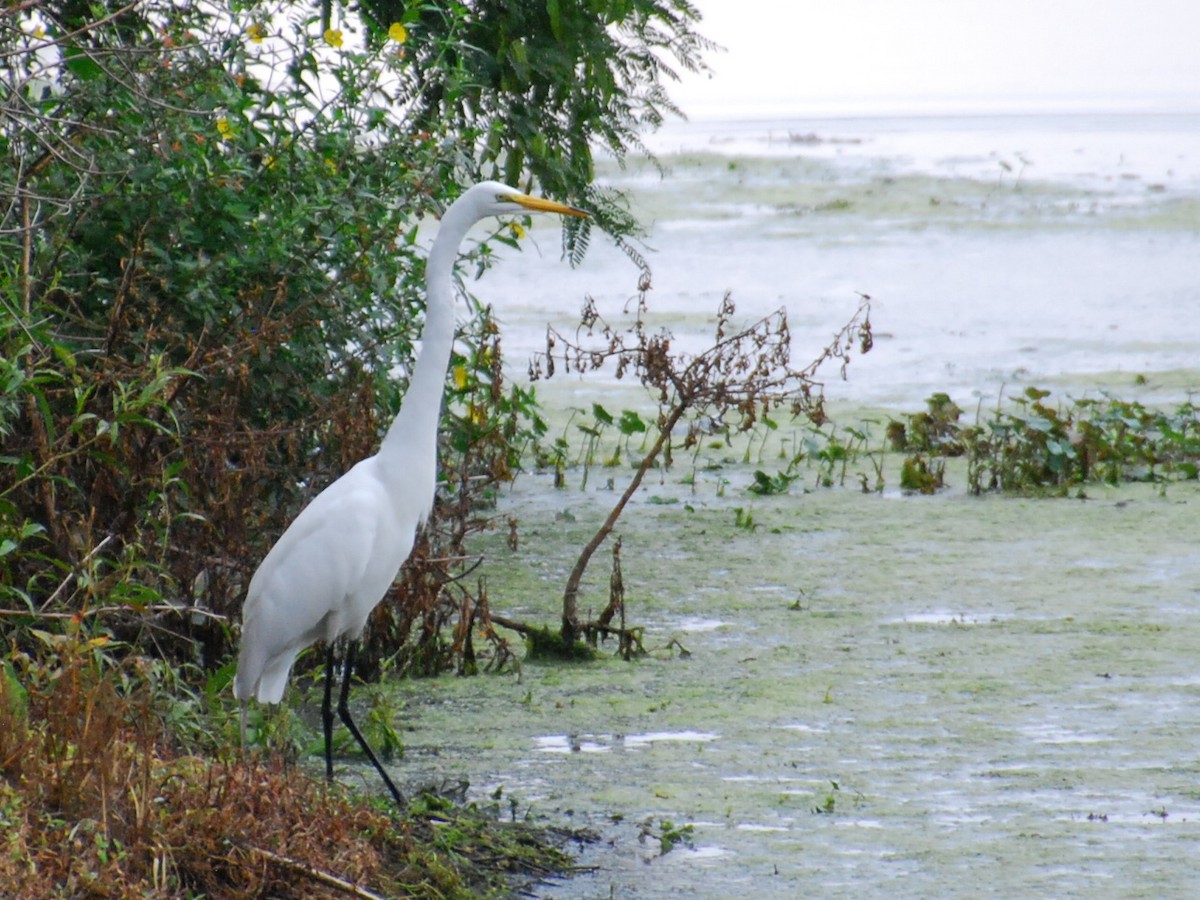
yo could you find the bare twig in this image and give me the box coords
[488,612,540,637]
[0,603,227,622]
[560,403,686,643]
[245,845,385,900]
[0,0,50,20]
[38,533,114,611]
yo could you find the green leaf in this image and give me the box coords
[1,661,28,718]
[618,409,646,435]
[546,0,564,41]
[64,47,103,81]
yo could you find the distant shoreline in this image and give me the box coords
[676,101,1200,124]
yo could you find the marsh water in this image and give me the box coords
[491,112,1200,408]
[388,114,1200,897]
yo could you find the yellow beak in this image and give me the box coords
[510,193,590,218]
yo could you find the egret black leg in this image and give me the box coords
[322,644,337,780]
[336,640,406,806]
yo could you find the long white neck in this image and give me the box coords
[377,198,479,477]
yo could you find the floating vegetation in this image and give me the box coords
[899,454,946,494]
[638,816,696,856]
[540,386,1199,502]
[890,388,1200,495]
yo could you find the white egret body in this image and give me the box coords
[233,181,587,803]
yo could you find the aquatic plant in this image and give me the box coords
[900,454,947,494]
[638,816,695,856]
[733,507,760,531]
[890,388,1200,495]
[810,780,865,816]
[889,392,966,455]
[748,468,800,496]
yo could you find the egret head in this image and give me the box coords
[463,180,590,220]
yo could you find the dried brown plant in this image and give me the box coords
[530,280,873,646]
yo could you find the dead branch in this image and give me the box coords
[245,845,385,900]
[528,285,873,651]
[0,603,227,623]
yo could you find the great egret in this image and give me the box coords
[234,181,588,804]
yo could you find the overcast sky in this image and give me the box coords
[671,0,1200,117]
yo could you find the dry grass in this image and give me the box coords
[0,636,579,898]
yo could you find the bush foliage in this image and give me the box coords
[1,1,708,890]
[1,0,709,673]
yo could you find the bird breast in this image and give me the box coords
[244,455,423,646]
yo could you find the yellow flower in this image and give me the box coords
[453,365,469,390]
[324,157,337,174]
[216,117,234,139]
[388,23,408,44]
[509,222,526,240]
[246,22,266,44]
[324,28,343,48]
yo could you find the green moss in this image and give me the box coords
[523,626,598,661]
